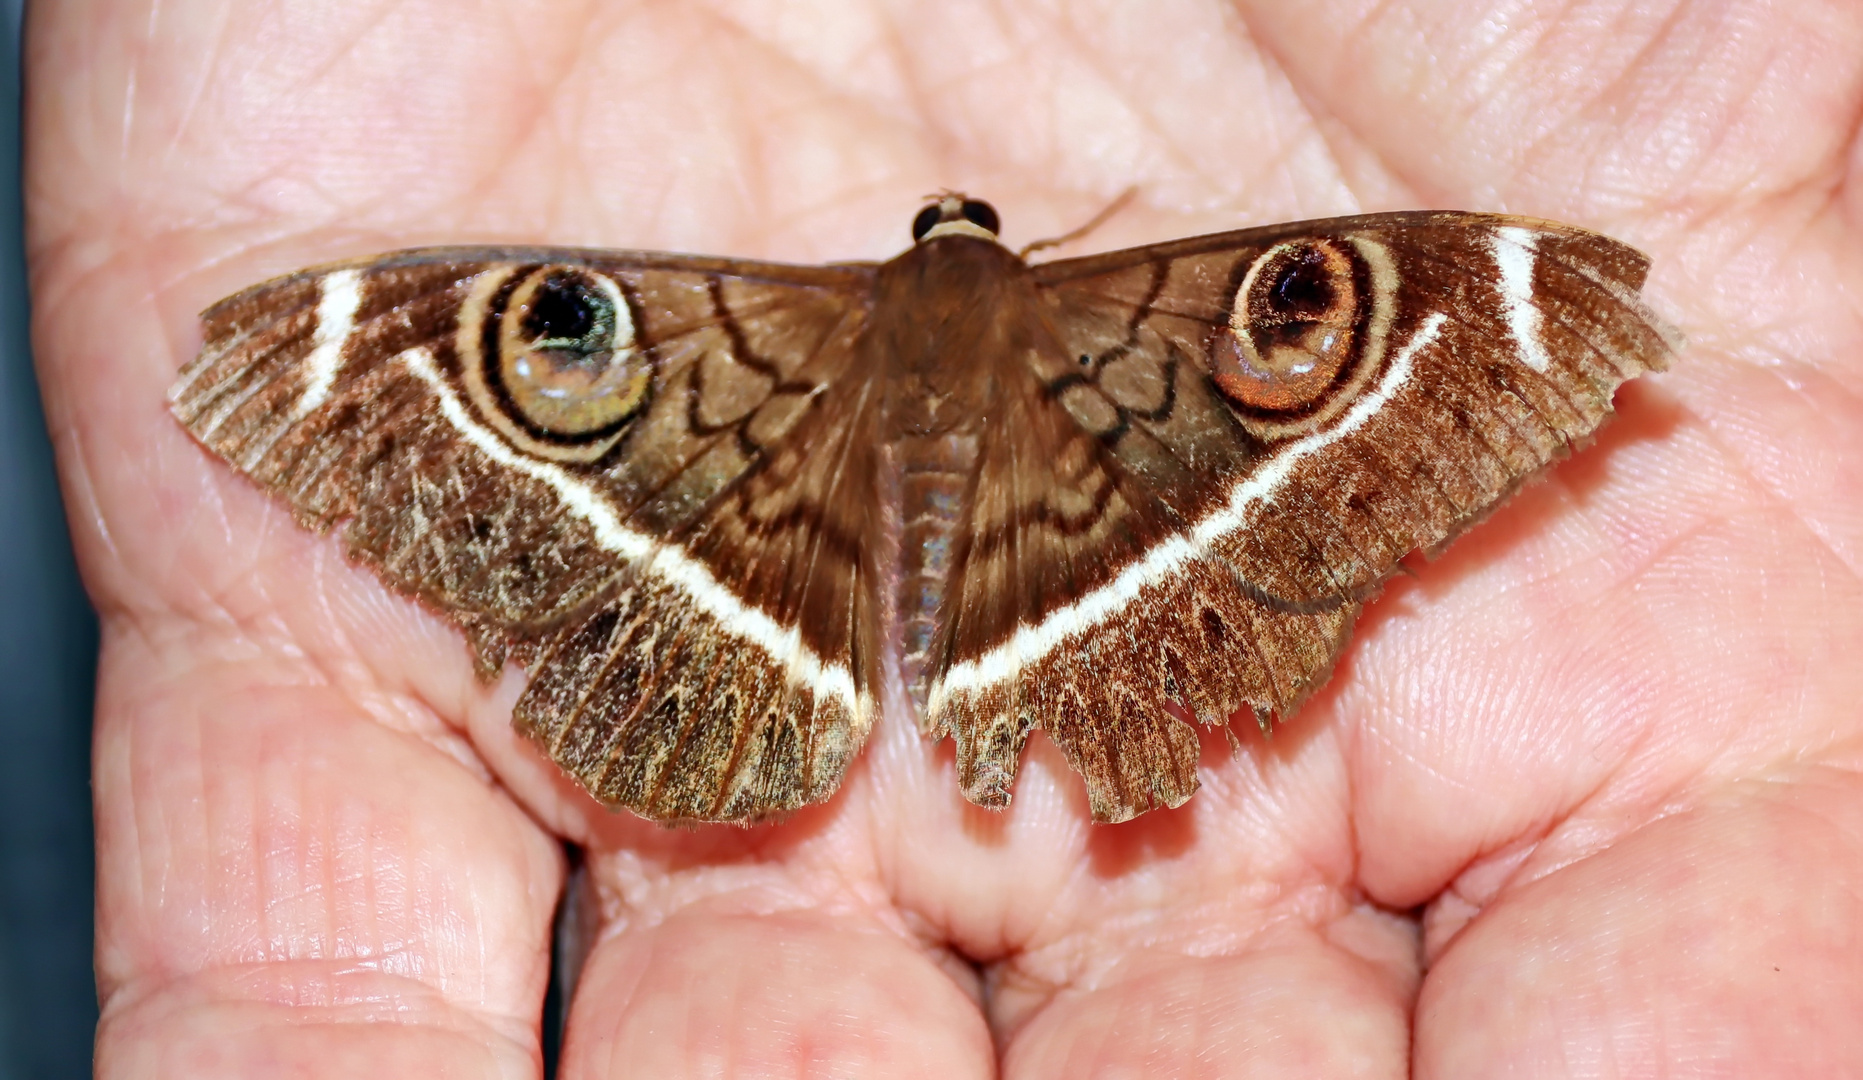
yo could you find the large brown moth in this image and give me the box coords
[170,195,1676,824]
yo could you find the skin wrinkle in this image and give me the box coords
[997,889,1340,1023]
[1237,74,1391,215]
[153,0,230,170]
[1481,14,1628,181]
[1232,4,1444,208]
[277,1,410,103]
[688,3,905,141]
[116,0,155,163]
[1421,780,1597,940]
[499,0,600,97]
[664,7,950,236]
[474,64,584,234]
[1490,767,1833,946]
[1572,21,1758,204]
[1267,3,1718,217]
[1493,700,1740,892]
[143,552,499,787]
[1544,3,1698,158]
[1588,10,1853,222]
[1680,371,1863,591]
[690,0,871,104]
[113,964,545,1058]
[1355,574,1674,900]
[1029,9,1224,189]
[859,7,1040,184]
[444,64,576,233]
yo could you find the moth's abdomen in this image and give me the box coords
[889,432,979,713]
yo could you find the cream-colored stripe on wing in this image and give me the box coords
[1493,227,1552,374]
[928,312,1450,709]
[398,345,864,716]
[294,268,365,418]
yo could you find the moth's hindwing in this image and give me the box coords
[171,248,887,823]
[918,212,1677,822]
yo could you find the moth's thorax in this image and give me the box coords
[871,234,1035,440]
[869,233,1034,702]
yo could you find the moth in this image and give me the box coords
[170,195,1676,824]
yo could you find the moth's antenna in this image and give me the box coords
[1019,187,1139,259]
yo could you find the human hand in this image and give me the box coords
[31,1,1863,1074]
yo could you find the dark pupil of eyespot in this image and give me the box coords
[961,200,1000,234]
[524,276,597,343]
[912,204,943,240]
[1269,250,1335,318]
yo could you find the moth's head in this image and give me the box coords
[912,193,1001,243]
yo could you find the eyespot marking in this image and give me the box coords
[1212,239,1365,417]
[496,267,649,440]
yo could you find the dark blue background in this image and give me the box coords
[0,0,103,1076]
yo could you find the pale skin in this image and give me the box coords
[27,0,1863,1075]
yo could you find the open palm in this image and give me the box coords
[31,1,1863,1075]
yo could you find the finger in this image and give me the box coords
[1000,929,1414,1078]
[91,627,564,1077]
[557,903,992,1077]
[1418,768,1863,1075]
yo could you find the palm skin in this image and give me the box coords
[26,0,1863,1075]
